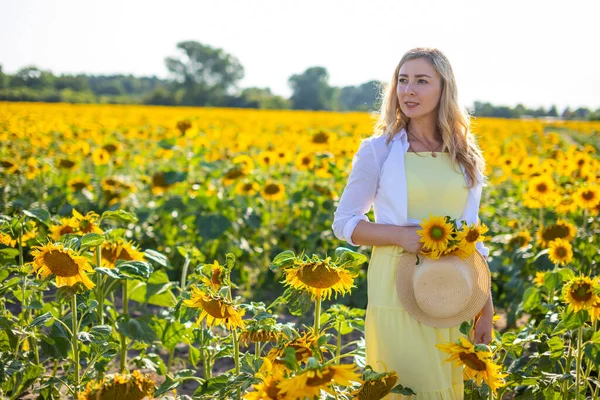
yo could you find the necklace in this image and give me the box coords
[407,129,443,157]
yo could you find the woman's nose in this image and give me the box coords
[404,83,415,95]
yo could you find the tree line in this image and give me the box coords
[1,40,599,120]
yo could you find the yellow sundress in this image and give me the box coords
[365,152,470,399]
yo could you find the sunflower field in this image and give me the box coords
[0,101,599,399]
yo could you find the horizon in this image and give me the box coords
[2,0,599,111]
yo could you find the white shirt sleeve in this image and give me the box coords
[332,138,379,246]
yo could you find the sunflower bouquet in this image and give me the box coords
[416,214,489,264]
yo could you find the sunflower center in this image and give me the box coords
[572,283,593,302]
[297,263,341,288]
[43,250,81,277]
[243,183,254,191]
[211,268,223,286]
[465,230,480,242]
[306,368,336,387]
[199,297,232,319]
[536,183,548,193]
[264,184,281,195]
[582,191,595,201]
[458,352,487,371]
[302,157,311,165]
[312,132,329,144]
[225,168,245,180]
[430,226,445,240]
[265,381,282,399]
[555,247,567,258]
[542,225,570,242]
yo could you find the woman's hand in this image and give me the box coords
[472,311,493,345]
[397,226,424,253]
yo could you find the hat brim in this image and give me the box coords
[395,251,491,328]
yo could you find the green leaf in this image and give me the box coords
[128,275,176,307]
[115,316,158,344]
[115,260,153,280]
[189,345,201,367]
[96,267,125,280]
[151,318,188,350]
[269,250,296,272]
[100,210,138,224]
[280,287,312,316]
[562,308,588,330]
[584,338,600,366]
[144,249,171,269]
[23,208,50,225]
[547,336,564,359]
[31,312,53,327]
[390,384,417,395]
[196,213,231,241]
[89,325,112,344]
[155,375,180,397]
[80,233,104,248]
[522,286,542,313]
[333,247,368,272]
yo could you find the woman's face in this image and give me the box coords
[396,58,443,120]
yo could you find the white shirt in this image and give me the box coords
[331,127,490,258]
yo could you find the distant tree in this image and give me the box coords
[165,40,244,106]
[547,105,558,117]
[55,74,89,91]
[338,80,380,111]
[0,65,8,89]
[288,67,335,110]
[9,66,55,90]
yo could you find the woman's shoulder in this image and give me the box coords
[354,133,392,173]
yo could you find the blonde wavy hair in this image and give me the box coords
[373,47,486,188]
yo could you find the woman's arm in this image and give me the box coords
[351,220,423,252]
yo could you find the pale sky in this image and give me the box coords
[1,0,599,111]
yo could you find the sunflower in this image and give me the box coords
[71,209,103,235]
[240,325,282,346]
[417,215,455,254]
[590,297,600,322]
[49,217,79,241]
[67,177,92,193]
[526,175,558,206]
[264,329,320,371]
[262,181,286,201]
[30,242,95,289]
[455,221,489,257]
[555,196,578,215]
[258,151,278,168]
[536,219,577,248]
[533,271,546,287]
[276,363,361,400]
[435,336,507,395]
[508,231,532,250]
[311,130,331,145]
[78,369,155,400]
[244,358,286,400]
[200,260,226,292]
[58,158,77,170]
[547,238,573,265]
[0,224,38,248]
[281,256,356,300]
[350,365,399,400]
[235,180,260,196]
[184,286,245,330]
[92,148,110,166]
[223,166,247,186]
[562,276,600,313]
[97,240,144,268]
[233,154,256,172]
[295,152,315,171]
[574,185,600,210]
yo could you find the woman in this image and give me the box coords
[331,47,494,399]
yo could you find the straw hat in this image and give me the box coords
[395,251,490,328]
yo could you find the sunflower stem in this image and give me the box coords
[71,294,80,396]
[562,336,573,400]
[119,279,129,373]
[226,269,241,400]
[314,296,322,336]
[336,321,342,364]
[255,341,260,363]
[180,254,191,291]
[575,326,583,399]
[95,245,104,325]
